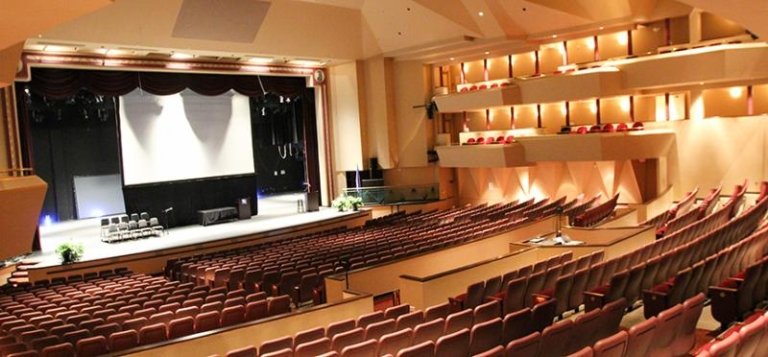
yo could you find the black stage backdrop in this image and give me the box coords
[18,68,322,226]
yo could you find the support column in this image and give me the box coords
[689,9,703,44]
[0,85,21,173]
[689,87,704,120]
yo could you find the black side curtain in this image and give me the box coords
[27,68,307,99]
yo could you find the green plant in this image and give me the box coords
[56,241,84,264]
[332,195,364,211]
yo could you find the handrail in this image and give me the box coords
[0,168,34,177]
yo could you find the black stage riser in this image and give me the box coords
[122,175,258,227]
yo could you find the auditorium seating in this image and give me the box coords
[642,187,699,233]
[573,194,619,227]
[708,240,768,327]
[448,250,603,318]
[655,186,722,238]
[0,269,291,356]
[577,184,765,316]
[218,290,636,357]
[564,195,600,225]
[166,200,565,307]
[694,310,768,357]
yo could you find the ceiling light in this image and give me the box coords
[484,51,490,55]
[247,56,273,64]
[552,34,557,39]
[449,57,455,61]
[478,11,484,17]
[599,26,604,30]
[171,52,194,59]
[289,59,324,67]
[43,45,74,52]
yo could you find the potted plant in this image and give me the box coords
[348,196,363,211]
[332,195,364,212]
[56,241,84,264]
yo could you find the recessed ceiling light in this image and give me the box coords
[289,59,324,67]
[246,56,273,64]
[552,34,558,39]
[484,51,490,55]
[449,57,455,61]
[599,26,604,30]
[171,52,194,59]
[478,11,484,17]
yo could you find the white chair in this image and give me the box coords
[149,217,163,236]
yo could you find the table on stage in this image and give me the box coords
[197,207,238,226]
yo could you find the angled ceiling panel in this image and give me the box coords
[171,0,270,43]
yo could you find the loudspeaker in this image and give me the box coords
[306,191,320,212]
[237,197,252,220]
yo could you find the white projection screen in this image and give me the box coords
[119,89,255,186]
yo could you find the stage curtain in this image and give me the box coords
[28,68,307,98]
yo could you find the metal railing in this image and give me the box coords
[343,183,440,205]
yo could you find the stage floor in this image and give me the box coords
[31,193,353,269]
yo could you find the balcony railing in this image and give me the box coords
[343,183,440,205]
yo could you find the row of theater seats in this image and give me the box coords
[654,186,721,238]
[560,122,645,135]
[709,236,768,327]
[572,194,619,227]
[557,293,706,357]
[642,187,700,232]
[165,200,564,308]
[563,195,600,224]
[457,81,512,93]
[580,186,762,317]
[661,184,735,238]
[214,291,621,357]
[460,121,647,145]
[585,184,765,317]
[462,136,515,145]
[694,310,768,357]
[216,270,708,357]
[0,270,293,356]
[449,251,604,318]
[640,194,766,318]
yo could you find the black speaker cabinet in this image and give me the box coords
[306,191,320,212]
[237,197,252,220]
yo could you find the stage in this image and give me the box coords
[24,193,369,279]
